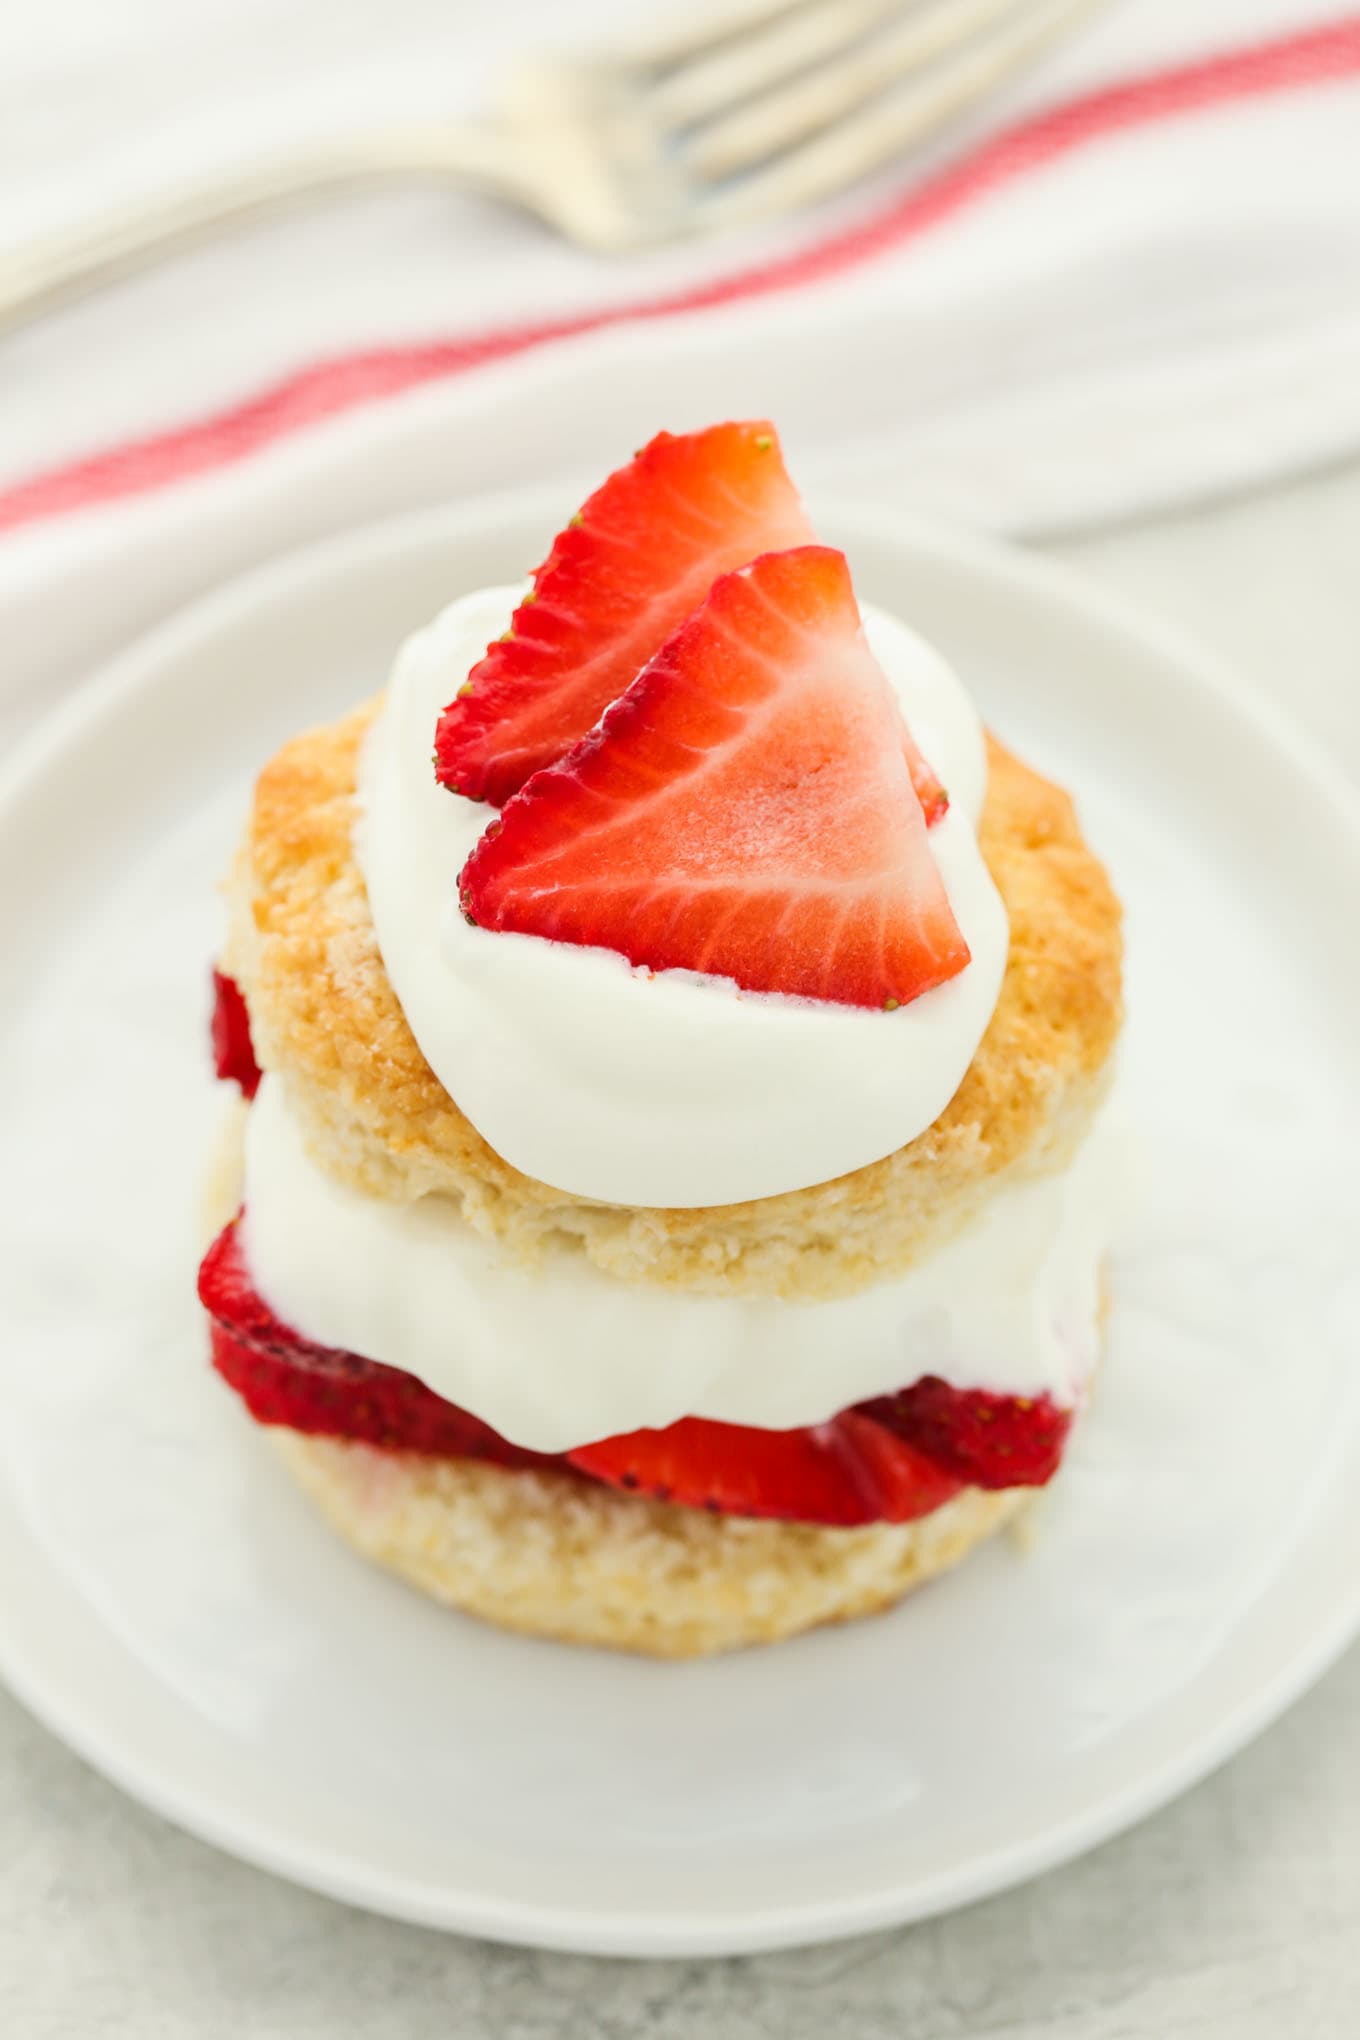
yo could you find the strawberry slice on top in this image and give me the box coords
[460,546,969,1012]
[435,421,816,807]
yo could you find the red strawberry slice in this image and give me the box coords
[434,422,816,807]
[198,1219,552,1469]
[460,546,969,1012]
[862,1377,1074,1488]
[567,1412,963,1527]
[210,968,261,1099]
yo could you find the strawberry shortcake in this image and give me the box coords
[199,421,1122,1657]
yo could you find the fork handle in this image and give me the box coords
[0,126,530,334]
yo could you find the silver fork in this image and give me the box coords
[0,0,1105,332]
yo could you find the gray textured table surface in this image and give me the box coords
[5,462,1358,2037]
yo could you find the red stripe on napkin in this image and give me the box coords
[3,14,1358,535]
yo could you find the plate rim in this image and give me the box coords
[2,494,1358,1957]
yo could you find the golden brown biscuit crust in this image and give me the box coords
[225,703,1121,1299]
[271,1432,1030,1658]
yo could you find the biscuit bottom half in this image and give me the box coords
[272,1432,1032,1658]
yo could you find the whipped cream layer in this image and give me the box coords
[355,586,1008,1209]
[242,1077,1107,1453]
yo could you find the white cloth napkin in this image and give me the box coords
[4,0,1359,729]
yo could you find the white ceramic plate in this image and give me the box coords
[1,499,1357,1958]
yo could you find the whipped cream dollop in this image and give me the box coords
[242,1077,1107,1452]
[355,586,1008,1209]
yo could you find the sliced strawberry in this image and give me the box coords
[862,1378,1074,1488]
[435,422,816,807]
[567,1411,962,1526]
[198,1220,552,1468]
[210,968,261,1099]
[460,546,969,1012]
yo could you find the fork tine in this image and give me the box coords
[643,0,906,131]
[686,0,1061,181]
[694,0,1107,219]
[624,0,868,77]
